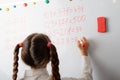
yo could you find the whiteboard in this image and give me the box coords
[0,0,120,80]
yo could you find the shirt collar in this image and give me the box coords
[24,68,49,77]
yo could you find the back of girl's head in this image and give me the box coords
[13,33,61,80]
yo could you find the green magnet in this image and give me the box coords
[0,8,2,11]
[45,0,49,4]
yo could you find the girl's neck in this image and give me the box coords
[31,65,47,70]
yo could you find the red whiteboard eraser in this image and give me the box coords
[97,17,106,32]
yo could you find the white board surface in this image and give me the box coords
[0,0,120,80]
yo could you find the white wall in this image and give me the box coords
[0,0,120,80]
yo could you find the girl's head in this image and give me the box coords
[13,33,61,80]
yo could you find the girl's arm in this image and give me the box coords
[62,37,93,80]
[77,37,93,80]
[80,53,93,80]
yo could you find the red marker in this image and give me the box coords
[80,41,85,47]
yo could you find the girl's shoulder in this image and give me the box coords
[62,77,78,80]
[19,78,24,80]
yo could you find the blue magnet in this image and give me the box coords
[13,5,17,8]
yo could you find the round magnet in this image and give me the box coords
[5,8,10,11]
[13,5,17,8]
[23,3,28,7]
[45,0,49,4]
[32,2,36,5]
[0,8,2,11]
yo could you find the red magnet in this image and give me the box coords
[23,3,28,7]
[97,17,107,32]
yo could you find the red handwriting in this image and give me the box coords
[2,16,27,26]
[52,36,79,45]
[44,15,86,27]
[43,6,85,18]
[42,5,86,45]
[45,26,82,36]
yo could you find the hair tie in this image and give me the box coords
[47,42,51,48]
[19,43,23,47]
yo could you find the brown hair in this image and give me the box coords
[13,33,61,80]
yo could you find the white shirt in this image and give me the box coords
[20,56,93,80]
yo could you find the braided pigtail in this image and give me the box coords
[50,44,61,80]
[13,44,20,80]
